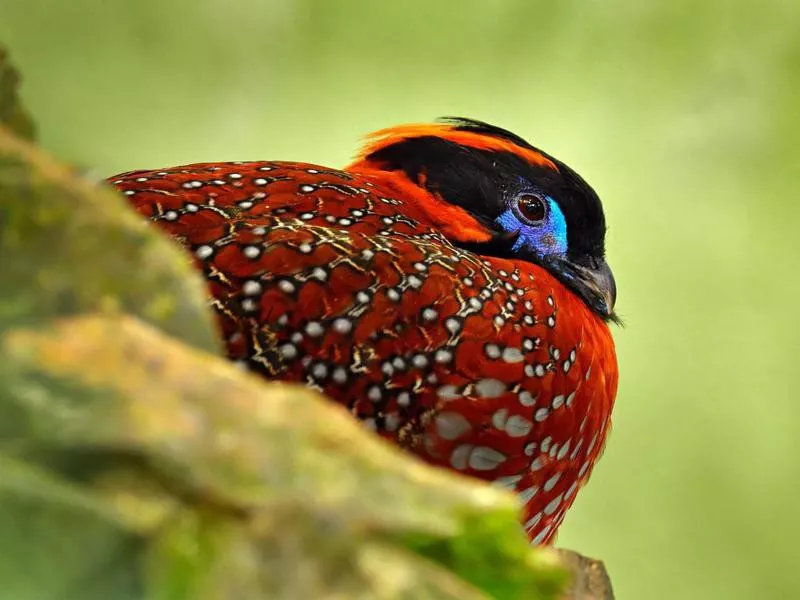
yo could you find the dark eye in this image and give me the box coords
[515,193,548,224]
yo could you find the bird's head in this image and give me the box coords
[347,117,618,323]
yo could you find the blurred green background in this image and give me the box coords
[2,0,799,597]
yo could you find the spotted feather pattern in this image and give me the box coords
[111,160,618,544]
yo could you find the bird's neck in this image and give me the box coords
[345,163,494,245]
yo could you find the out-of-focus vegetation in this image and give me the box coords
[0,48,34,140]
[1,1,799,598]
[0,65,571,598]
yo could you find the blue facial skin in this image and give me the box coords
[494,193,568,258]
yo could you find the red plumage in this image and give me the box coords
[110,122,618,544]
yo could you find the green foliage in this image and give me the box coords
[401,512,565,599]
[0,48,34,140]
[0,57,568,598]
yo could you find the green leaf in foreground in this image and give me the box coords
[0,48,35,140]
[0,456,144,600]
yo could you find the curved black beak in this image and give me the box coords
[583,259,617,320]
[543,255,618,323]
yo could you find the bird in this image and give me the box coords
[109,118,619,545]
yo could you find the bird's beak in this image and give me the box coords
[581,259,616,319]
[544,255,618,322]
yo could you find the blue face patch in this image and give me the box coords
[494,195,568,257]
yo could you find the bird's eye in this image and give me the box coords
[515,193,548,224]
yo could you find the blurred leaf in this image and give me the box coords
[401,512,567,599]
[0,456,143,600]
[0,48,34,140]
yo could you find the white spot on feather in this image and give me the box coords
[544,493,564,515]
[450,444,473,470]
[518,486,539,504]
[435,412,471,440]
[544,473,561,492]
[469,446,507,471]
[505,415,533,437]
[493,474,522,490]
[475,378,505,398]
